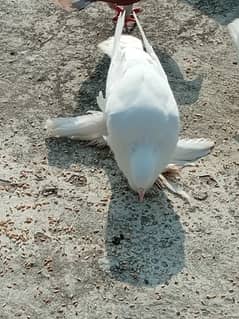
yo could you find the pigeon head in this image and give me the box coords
[128,145,160,201]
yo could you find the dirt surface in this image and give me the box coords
[0,0,239,318]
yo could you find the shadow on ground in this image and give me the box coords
[105,191,185,286]
[73,49,202,113]
[46,137,185,287]
[182,0,239,25]
[155,49,203,106]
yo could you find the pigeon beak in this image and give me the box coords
[138,188,145,202]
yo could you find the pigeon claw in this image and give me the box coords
[112,6,142,30]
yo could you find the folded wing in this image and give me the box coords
[172,138,214,166]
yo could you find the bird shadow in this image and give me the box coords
[155,48,203,106]
[73,55,109,115]
[46,137,185,287]
[105,190,185,286]
[182,0,239,25]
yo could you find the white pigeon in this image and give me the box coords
[228,18,239,57]
[46,11,214,202]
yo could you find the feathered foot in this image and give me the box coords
[154,137,215,203]
[155,173,190,203]
[154,164,190,202]
[162,164,182,179]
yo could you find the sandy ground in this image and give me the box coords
[0,0,239,318]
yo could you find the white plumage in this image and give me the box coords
[171,138,214,166]
[228,19,239,56]
[46,111,106,140]
[46,12,214,201]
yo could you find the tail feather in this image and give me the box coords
[98,11,126,59]
[112,10,126,59]
[171,138,214,166]
[103,11,126,97]
[133,12,168,81]
[46,111,107,140]
[98,10,142,59]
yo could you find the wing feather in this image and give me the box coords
[46,111,106,140]
[171,138,214,165]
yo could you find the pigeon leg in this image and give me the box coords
[162,164,182,179]
[110,4,142,30]
[155,174,190,203]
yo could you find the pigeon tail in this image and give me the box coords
[133,11,168,81]
[98,11,144,58]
